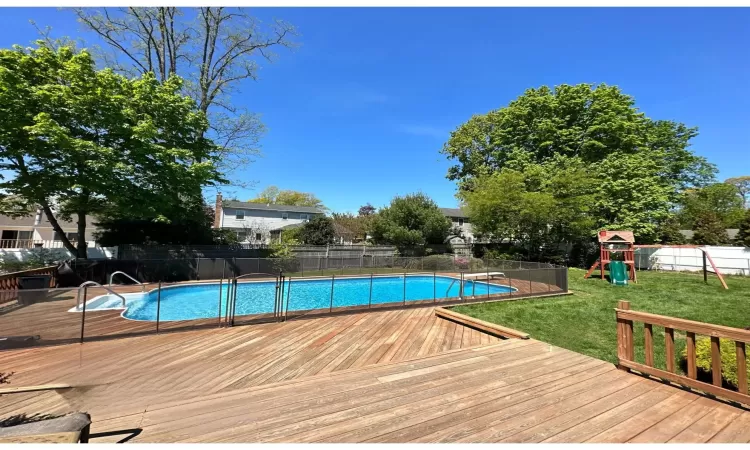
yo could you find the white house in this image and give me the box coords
[0,209,98,249]
[213,194,325,244]
[439,207,477,244]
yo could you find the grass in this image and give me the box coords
[453,268,750,371]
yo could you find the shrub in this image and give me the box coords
[684,337,750,388]
[420,255,456,271]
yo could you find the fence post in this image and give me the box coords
[218,277,224,327]
[156,281,162,333]
[79,286,87,344]
[403,272,406,306]
[329,274,335,313]
[528,269,532,296]
[284,276,292,321]
[369,273,373,309]
[486,267,490,299]
[196,258,201,281]
[433,272,436,303]
[616,300,633,369]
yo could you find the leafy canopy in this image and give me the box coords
[370,193,451,248]
[442,83,716,242]
[249,186,326,210]
[725,176,750,209]
[298,216,335,246]
[691,212,730,246]
[677,183,745,230]
[0,42,223,257]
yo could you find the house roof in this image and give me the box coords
[439,207,468,218]
[680,229,739,241]
[225,201,324,214]
[597,230,635,244]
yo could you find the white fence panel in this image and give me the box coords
[635,246,750,276]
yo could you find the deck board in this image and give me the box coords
[2,306,749,443]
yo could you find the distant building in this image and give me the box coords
[0,209,98,249]
[439,208,477,244]
[680,229,739,242]
[213,194,325,244]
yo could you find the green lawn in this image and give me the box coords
[453,268,750,371]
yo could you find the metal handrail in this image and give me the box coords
[108,271,145,292]
[77,281,126,310]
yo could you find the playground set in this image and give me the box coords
[583,230,728,289]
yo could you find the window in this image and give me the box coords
[236,232,247,241]
[458,218,464,226]
[255,233,262,241]
[281,212,289,220]
[300,214,309,221]
[235,210,245,220]
[54,231,78,242]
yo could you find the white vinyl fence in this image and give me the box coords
[634,246,750,276]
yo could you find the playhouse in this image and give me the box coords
[584,230,636,285]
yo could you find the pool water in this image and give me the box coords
[120,275,515,321]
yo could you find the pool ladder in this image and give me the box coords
[76,281,127,310]
[108,271,145,292]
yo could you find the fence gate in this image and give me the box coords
[225,272,286,327]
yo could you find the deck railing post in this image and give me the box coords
[79,286,87,344]
[616,300,633,369]
[156,281,162,333]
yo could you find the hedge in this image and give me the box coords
[684,337,750,388]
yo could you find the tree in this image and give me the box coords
[71,7,298,180]
[331,213,368,242]
[692,212,729,246]
[369,193,451,248]
[249,186,326,210]
[298,216,335,245]
[460,162,596,259]
[442,83,716,243]
[358,203,376,216]
[736,209,750,247]
[725,176,750,208]
[94,202,216,246]
[0,43,222,257]
[658,216,687,245]
[678,183,745,229]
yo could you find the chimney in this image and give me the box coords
[213,193,222,228]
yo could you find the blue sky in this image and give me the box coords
[0,7,748,213]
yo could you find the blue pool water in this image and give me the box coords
[122,275,515,321]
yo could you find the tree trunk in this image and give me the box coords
[76,211,88,259]
[40,203,78,256]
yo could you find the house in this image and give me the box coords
[439,208,477,244]
[0,209,98,249]
[213,194,325,244]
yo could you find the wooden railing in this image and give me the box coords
[616,300,750,406]
[0,265,57,306]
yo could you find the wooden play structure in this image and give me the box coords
[584,230,637,284]
[584,229,729,290]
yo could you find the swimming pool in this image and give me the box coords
[76,275,516,321]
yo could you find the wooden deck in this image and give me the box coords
[3,307,749,443]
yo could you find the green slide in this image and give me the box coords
[609,261,629,286]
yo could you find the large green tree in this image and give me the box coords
[678,183,745,229]
[725,176,750,209]
[736,209,750,247]
[0,43,222,257]
[692,212,730,246]
[370,193,451,248]
[442,83,716,242]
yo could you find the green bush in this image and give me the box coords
[684,337,750,388]
[420,255,456,271]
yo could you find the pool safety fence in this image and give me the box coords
[0,263,568,350]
